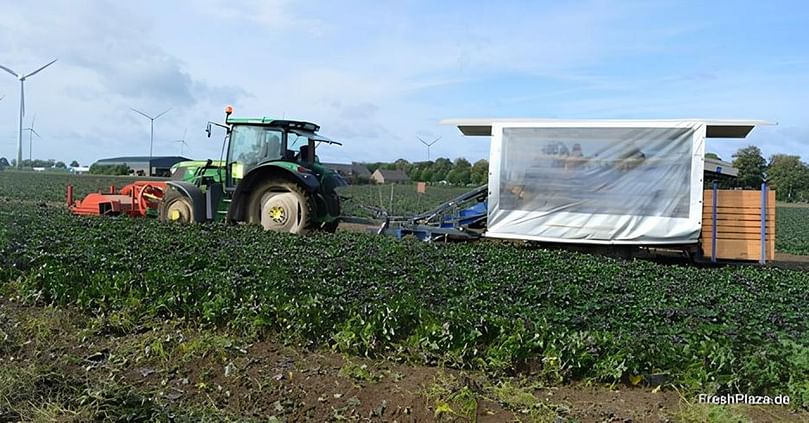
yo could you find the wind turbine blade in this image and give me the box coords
[31,114,36,129]
[130,107,152,120]
[24,59,58,79]
[182,128,187,141]
[154,108,172,120]
[0,65,19,78]
[0,95,5,101]
[31,129,40,138]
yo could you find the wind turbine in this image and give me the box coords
[0,59,58,169]
[130,107,171,176]
[417,136,441,161]
[174,128,189,155]
[23,115,40,166]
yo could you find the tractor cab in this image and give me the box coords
[222,117,342,190]
[158,106,346,234]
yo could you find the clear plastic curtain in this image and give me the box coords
[488,125,704,244]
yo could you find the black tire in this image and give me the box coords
[158,189,194,223]
[320,219,340,233]
[247,179,315,234]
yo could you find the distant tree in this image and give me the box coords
[453,157,471,169]
[732,146,767,188]
[0,157,8,168]
[55,161,67,169]
[430,158,453,182]
[393,158,410,170]
[90,163,131,175]
[447,168,471,185]
[23,159,55,168]
[767,155,809,202]
[470,159,489,185]
[705,152,722,160]
[70,160,80,167]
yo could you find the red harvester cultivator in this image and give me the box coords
[66,181,168,217]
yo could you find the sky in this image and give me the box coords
[0,0,808,166]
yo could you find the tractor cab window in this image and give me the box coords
[287,132,315,163]
[228,126,283,184]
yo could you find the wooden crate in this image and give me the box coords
[701,190,776,261]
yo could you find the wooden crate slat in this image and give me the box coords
[700,219,775,229]
[702,239,775,261]
[703,190,776,205]
[700,213,775,222]
[700,189,777,261]
[700,227,775,236]
[702,204,775,215]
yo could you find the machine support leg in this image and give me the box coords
[711,181,718,263]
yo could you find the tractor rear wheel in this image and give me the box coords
[158,189,193,223]
[247,180,314,234]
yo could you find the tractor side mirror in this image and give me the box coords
[206,122,212,138]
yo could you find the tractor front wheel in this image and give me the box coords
[158,190,193,223]
[248,180,314,234]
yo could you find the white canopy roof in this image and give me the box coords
[441,118,775,139]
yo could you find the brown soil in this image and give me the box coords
[1,298,805,422]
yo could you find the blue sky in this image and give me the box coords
[1,0,807,165]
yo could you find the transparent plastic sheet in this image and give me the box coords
[487,124,705,244]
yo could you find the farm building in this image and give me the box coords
[93,156,190,177]
[704,157,738,178]
[69,166,90,174]
[323,162,371,182]
[442,118,774,261]
[371,168,410,184]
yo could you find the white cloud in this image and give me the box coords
[0,0,807,166]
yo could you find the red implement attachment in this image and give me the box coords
[67,181,168,217]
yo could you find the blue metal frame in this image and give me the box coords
[711,181,718,263]
[380,185,488,242]
[760,182,768,265]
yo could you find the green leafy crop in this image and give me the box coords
[1,172,807,407]
[776,206,809,255]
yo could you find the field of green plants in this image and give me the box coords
[339,183,472,217]
[0,171,146,203]
[1,171,808,413]
[776,206,809,255]
[1,173,808,410]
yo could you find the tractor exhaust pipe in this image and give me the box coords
[66,184,73,207]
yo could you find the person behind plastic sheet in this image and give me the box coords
[564,143,587,171]
[240,133,281,168]
[553,142,570,169]
[617,147,646,171]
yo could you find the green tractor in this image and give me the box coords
[158,106,346,233]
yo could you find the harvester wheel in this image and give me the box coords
[320,220,340,233]
[158,190,193,223]
[248,180,314,234]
